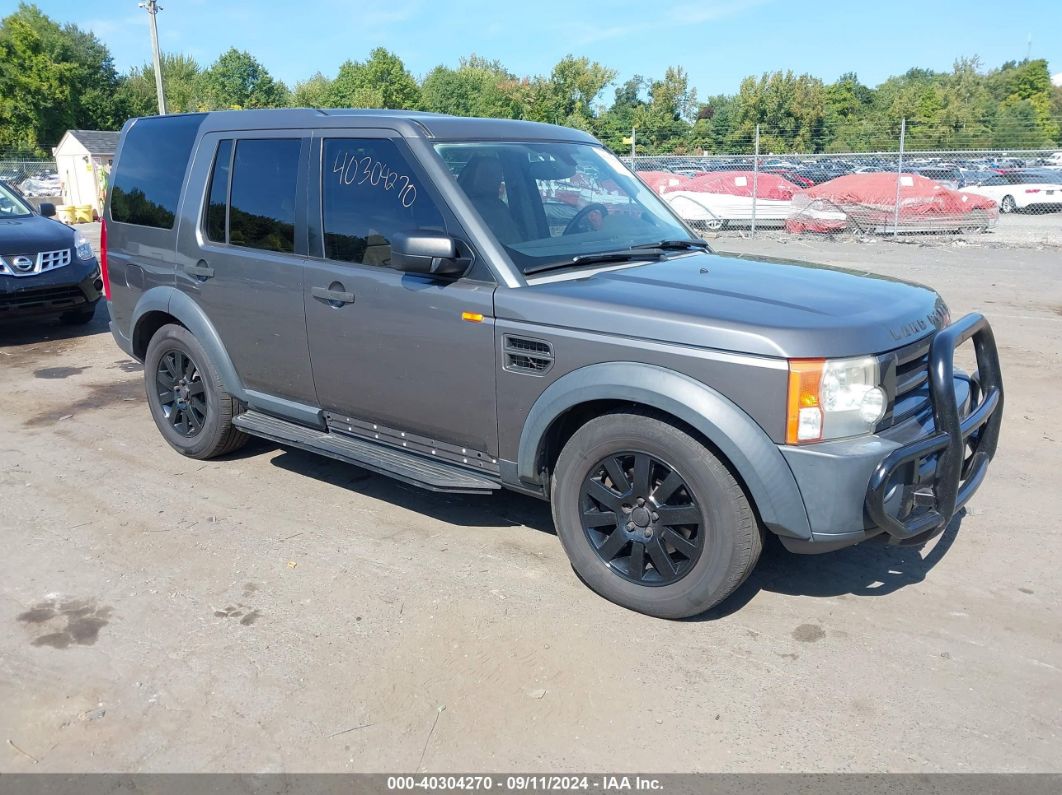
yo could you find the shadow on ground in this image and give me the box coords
[259,441,962,616]
[0,302,110,348]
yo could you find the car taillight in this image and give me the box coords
[100,217,111,300]
[1024,189,1041,194]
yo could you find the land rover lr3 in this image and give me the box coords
[104,110,1003,618]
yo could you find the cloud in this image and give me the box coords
[1053,72,1062,87]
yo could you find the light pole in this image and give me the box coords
[138,0,167,115]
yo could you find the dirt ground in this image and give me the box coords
[1,223,1059,773]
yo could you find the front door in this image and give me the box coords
[303,135,498,457]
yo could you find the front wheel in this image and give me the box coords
[551,411,762,619]
[144,324,248,459]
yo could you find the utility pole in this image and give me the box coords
[139,1,167,115]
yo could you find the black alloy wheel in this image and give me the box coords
[580,451,704,586]
[155,349,207,438]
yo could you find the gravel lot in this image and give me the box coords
[1,222,1059,773]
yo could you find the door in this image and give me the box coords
[176,133,316,405]
[302,134,498,456]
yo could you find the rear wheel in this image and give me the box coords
[144,324,247,459]
[1000,194,1017,213]
[551,411,762,619]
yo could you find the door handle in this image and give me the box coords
[312,285,355,306]
[185,260,214,280]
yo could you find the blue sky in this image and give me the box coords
[7,0,1062,98]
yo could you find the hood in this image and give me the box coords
[0,215,75,256]
[497,251,948,359]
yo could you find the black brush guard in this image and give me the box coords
[866,313,1003,542]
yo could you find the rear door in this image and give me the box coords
[176,132,316,405]
[301,132,498,457]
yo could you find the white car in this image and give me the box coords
[660,172,797,230]
[962,171,1062,213]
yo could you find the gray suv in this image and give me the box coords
[104,110,1003,618]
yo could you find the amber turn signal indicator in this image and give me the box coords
[786,359,825,445]
[461,311,484,323]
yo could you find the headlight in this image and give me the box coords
[75,234,94,260]
[786,356,886,444]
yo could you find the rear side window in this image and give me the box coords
[110,114,205,228]
[322,138,444,266]
[204,140,232,243]
[228,139,300,253]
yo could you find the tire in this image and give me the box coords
[59,302,97,325]
[1000,195,1017,214]
[551,410,762,619]
[144,323,248,459]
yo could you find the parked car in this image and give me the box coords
[660,171,801,230]
[104,110,1003,619]
[961,171,1062,213]
[787,173,998,234]
[18,173,62,197]
[906,166,962,190]
[0,180,102,325]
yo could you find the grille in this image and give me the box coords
[40,249,72,272]
[890,336,932,425]
[1,248,72,277]
[0,285,84,312]
[503,335,554,375]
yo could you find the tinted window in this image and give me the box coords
[322,138,444,266]
[205,139,232,243]
[229,139,300,253]
[111,113,206,228]
[980,175,1005,186]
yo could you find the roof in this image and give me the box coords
[59,129,121,155]
[131,108,598,144]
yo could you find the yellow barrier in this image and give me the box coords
[75,204,94,223]
[56,205,77,224]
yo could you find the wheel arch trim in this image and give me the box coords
[130,286,246,401]
[517,361,811,539]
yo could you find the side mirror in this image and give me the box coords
[39,202,56,218]
[390,232,466,276]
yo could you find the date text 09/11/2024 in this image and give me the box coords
[385,775,664,791]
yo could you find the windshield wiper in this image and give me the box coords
[523,249,665,276]
[630,239,710,251]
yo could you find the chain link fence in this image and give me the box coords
[627,121,1062,241]
[1,156,62,206]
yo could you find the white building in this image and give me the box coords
[52,129,120,216]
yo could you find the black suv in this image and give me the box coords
[0,182,102,325]
[104,111,1003,618]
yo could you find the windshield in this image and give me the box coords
[0,182,34,218]
[434,142,695,273]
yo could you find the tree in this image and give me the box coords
[420,56,523,118]
[0,3,122,154]
[291,72,333,108]
[117,53,202,117]
[201,48,289,110]
[328,48,419,109]
[986,59,1059,146]
[728,70,825,153]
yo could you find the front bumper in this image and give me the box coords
[0,257,102,321]
[780,313,1003,552]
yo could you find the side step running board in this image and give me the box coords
[232,410,501,494]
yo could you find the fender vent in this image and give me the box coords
[503,335,554,375]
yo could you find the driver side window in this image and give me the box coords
[322,138,445,267]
